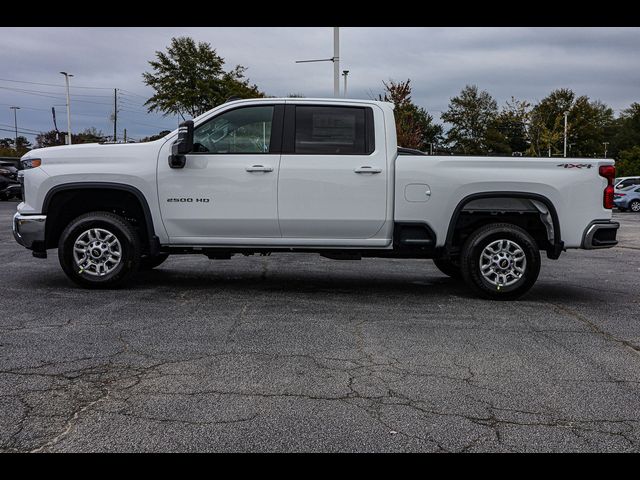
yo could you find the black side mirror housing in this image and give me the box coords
[169,120,194,168]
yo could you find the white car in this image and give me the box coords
[614,176,640,191]
[13,98,619,299]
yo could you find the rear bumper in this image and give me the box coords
[13,213,46,251]
[581,220,619,249]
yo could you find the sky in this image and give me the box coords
[1,27,638,144]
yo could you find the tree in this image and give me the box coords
[377,79,443,151]
[610,103,640,158]
[35,128,106,148]
[528,89,614,157]
[616,146,640,177]
[140,130,172,142]
[0,136,31,156]
[142,37,264,118]
[35,130,65,148]
[441,85,501,155]
[491,97,531,155]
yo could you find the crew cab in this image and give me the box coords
[12,98,619,299]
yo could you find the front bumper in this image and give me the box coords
[13,213,46,251]
[581,220,619,249]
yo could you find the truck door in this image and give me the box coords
[157,104,283,242]
[278,104,388,239]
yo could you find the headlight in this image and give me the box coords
[21,158,41,169]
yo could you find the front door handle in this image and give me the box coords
[354,166,382,174]
[245,165,274,172]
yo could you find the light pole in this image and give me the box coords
[563,111,569,158]
[603,142,609,158]
[342,70,349,97]
[428,142,434,155]
[295,27,341,97]
[9,106,20,152]
[60,71,73,145]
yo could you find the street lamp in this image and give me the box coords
[60,71,74,145]
[563,111,569,158]
[342,70,349,97]
[9,106,20,153]
[295,27,340,97]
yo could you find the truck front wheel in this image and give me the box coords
[460,223,540,300]
[58,211,141,288]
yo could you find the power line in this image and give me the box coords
[119,89,149,99]
[0,102,50,112]
[0,123,41,134]
[0,126,42,136]
[0,77,114,90]
[0,85,113,99]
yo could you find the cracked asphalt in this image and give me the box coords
[1,200,639,452]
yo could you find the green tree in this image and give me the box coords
[616,146,640,177]
[441,85,501,155]
[140,130,172,142]
[610,103,640,158]
[0,136,32,156]
[35,128,106,148]
[378,79,443,151]
[528,89,614,157]
[142,37,264,118]
[491,97,531,155]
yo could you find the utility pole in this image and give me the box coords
[342,70,349,97]
[603,142,609,158]
[428,142,434,155]
[113,88,118,142]
[563,111,569,158]
[333,27,340,97]
[295,27,341,97]
[9,106,20,152]
[124,128,127,143]
[60,72,73,145]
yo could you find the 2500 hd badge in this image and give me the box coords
[166,197,211,203]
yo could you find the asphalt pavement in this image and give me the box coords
[1,200,639,452]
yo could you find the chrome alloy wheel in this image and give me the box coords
[631,201,640,212]
[479,239,527,287]
[73,228,122,276]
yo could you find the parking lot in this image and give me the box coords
[0,199,639,452]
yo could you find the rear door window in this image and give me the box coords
[293,106,374,155]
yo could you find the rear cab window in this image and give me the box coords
[288,105,375,155]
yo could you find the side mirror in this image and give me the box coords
[169,120,194,168]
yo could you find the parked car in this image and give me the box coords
[0,165,21,201]
[12,98,619,299]
[614,176,640,191]
[614,185,640,212]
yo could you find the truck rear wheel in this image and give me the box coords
[460,223,540,300]
[58,211,141,288]
[432,257,462,279]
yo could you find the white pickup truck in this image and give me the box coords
[13,98,619,299]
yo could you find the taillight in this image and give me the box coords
[599,165,615,209]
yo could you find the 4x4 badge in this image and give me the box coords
[557,163,593,169]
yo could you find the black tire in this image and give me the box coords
[630,200,640,213]
[460,223,541,300]
[58,211,141,288]
[432,256,462,279]
[139,253,169,270]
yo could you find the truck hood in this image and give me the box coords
[22,141,164,160]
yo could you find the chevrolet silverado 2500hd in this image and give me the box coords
[12,98,619,299]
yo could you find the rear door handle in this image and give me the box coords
[245,165,274,172]
[354,166,382,174]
